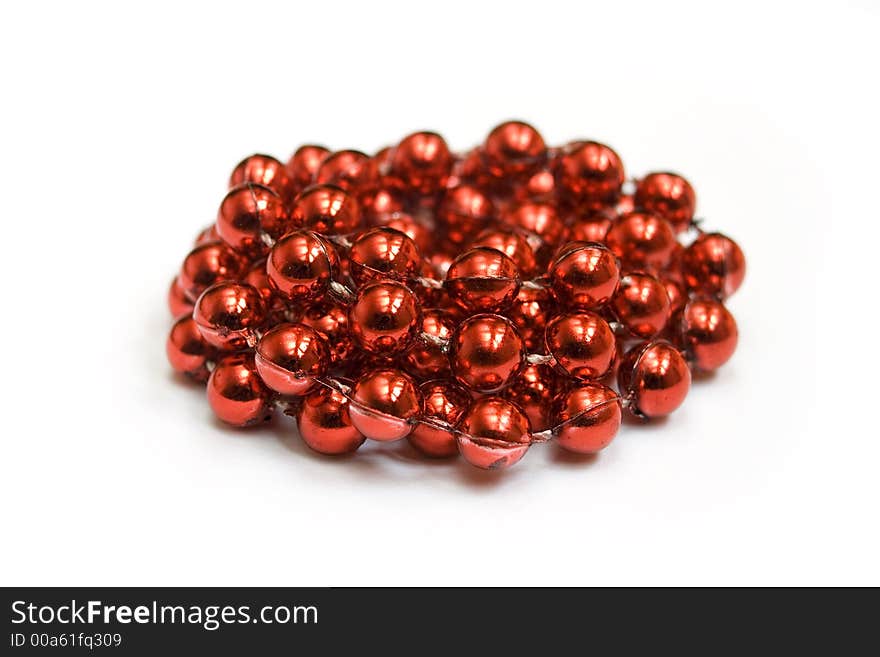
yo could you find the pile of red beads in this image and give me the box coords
[166,121,745,470]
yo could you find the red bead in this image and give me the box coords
[679,298,738,371]
[361,186,407,222]
[569,212,613,243]
[545,312,616,380]
[451,314,524,393]
[605,212,677,270]
[391,131,453,194]
[445,247,520,313]
[267,230,339,302]
[255,323,329,396]
[349,226,422,287]
[350,369,423,441]
[289,184,362,235]
[437,185,494,245]
[681,232,746,299]
[555,141,625,205]
[243,259,275,304]
[315,150,376,192]
[216,183,290,256]
[373,212,431,253]
[178,241,247,302]
[286,145,330,191]
[408,380,470,458]
[507,285,556,352]
[402,308,455,379]
[483,121,546,178]
[610,272,671,338]
[471,226,537,277]
[349,280,421,354]
[503,202,567,252]
[193,281,267,350]
[194,224,220,246]
[207,353,274,427]
[296,385,365,455]
[502,363,559,432]
[618,340,691,418]
[456,396,531,470]
[661,276,686,317]
[166,315,213,382]
[554,383,621,454]
[229,154,290,198]
[634,172,696,233]
[168,276,194,318]
[548,242,620,310]
[300,301,352,366]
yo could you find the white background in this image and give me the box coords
[1,0,876,586]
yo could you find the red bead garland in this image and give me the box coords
[166,121,745,471]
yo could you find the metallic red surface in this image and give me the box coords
[437,185,494,245]
[349,226,422,287]
[229,154,290,198]
[545,312,616,380]
[289,184,362,235]
[456,397,531,470]
[554,383,621,454]
[178,242,247,302]
[349,281,421,354]
[255,323,329,396]
[296,385,365,455]
[611,272,672,338]
[549,242,620,310]
[605,211,677,270]
[391,131,453,194]
[193,282,267,350]
[445,247,520,313]
[451,314,524,393]
[207,353,274,427]
[408,380,471,458]
[679,298,738,371]
[286,145,330,191]
[267,230,339,302]
[483,121,547,178]
[350,369,423,441]
[217,182,290,256]
[618,340,691,418]
[634,172,696,233]
[555,141,625,205]
[403,308,456,379]
[502,363,558,432]
[681,232,746,299]
[166,315,213,382]
[168,277,194,318]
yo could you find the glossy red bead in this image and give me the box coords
[451,314,524,393]
[634,172,696,233]
[290,184,362,235]
[166,315,214,382]
[297,385,365,455]
[611,272,672,338]
[554,383,621,454]
[605,212,677,270]
[679,298,738,371]
[255,323,329,396]
[207,353,274,427]
[193,282,267,350]
[267,230,339,302]
[555,141,625,205]
[681,232,746,299]
[350,369,423,441]
[618,340,691,418]
[445,247,520,313]
[545,312,616,381]
[349,226,422,287]
[349,280,421,355]
[456,397,531,470]
[408,380,470,458]
[217,182,290,256]
[548,242,620,310]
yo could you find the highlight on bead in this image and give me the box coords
[165,122,744,472]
